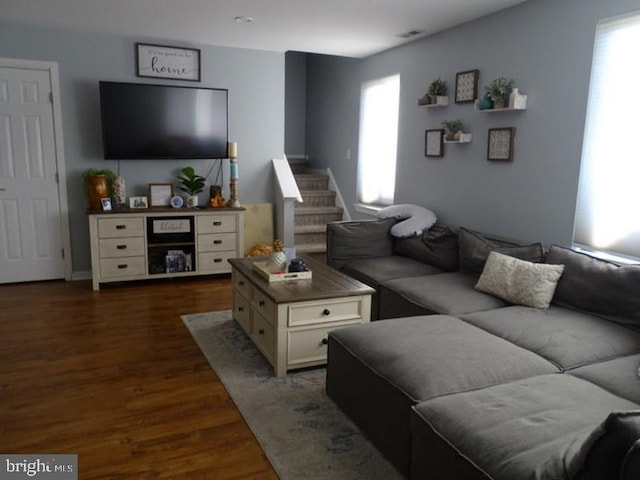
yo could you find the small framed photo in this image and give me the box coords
[136,43,201,82]
[425,129,444,157]
[149,183,174,207]
[455,69,479,103]
[487,128,516,161]
[129,196,148,209]
[101,198,112,211]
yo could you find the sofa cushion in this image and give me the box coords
[376,204,437,237]
[382,272,508,316]
[569,354,640,404]
[326,218,396,270]
[458,227,544,274]
[460,306,640,369]
[393,223,459,271]
[546,245,640,328]
[410,374,639,480]
[569,411,640,480]
[475,251,564,309]
[342,256,442,290]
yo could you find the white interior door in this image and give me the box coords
[0,65,65,283]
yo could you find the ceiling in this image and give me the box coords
[0,0,527,58]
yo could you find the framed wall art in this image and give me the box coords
[487,127,516,161]
[425,129,444,157]
[455,69,479,103]
[136,43,201,81]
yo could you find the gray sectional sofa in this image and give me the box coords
[325,219,640,479]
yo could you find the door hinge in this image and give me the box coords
[55,172,59,184]
[61,248,65,259]
[49,91,53,104]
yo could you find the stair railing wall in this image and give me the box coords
[272,157,303,248]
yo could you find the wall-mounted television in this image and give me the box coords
[99,81,228,160]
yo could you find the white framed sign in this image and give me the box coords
[136,43,201,82]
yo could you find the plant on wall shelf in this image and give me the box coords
[420,77,448,105]
[441,119,463,141]
[485,77,514,108]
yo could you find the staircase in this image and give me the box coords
[287,156,343,261]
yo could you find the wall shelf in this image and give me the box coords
[444,133,472,144]
[418,96,449,108]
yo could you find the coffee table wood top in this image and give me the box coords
[228,254,374,304]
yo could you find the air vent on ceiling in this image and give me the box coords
[397,29,424,39]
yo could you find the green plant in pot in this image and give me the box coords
[82,168,115,211]
[441,119,463,141]
[485,77,514,109]
[176,166,206,208]
[428,77,448,104]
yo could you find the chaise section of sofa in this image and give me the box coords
[326,315,559,476]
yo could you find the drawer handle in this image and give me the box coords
[213,221,222,226]
[258,328,265,335]
[116,225,126,230]
[259,300,265,307]
[322,309,331,316]
[214,258,222,263]
[321,338,329,345]
[213,240,223,245]
[238,306,244,312]
[116,245,127,250]
[117,264,128,269]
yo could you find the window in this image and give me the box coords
[573,12,640,260]
[356,74,400,207]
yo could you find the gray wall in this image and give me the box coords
[0,21,284,274]
[285,51,307,155]
[306,0,639,247]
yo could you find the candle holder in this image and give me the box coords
[227,142,241,208]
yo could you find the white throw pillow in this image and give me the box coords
[475,252,565,309]
[376,204,437,238]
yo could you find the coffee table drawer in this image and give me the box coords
[288,320,362,366]
[288,298,363,327]
[253,289,275,323]
[252,311,274,364]
[233,292,251,333]
[232,271,251,299]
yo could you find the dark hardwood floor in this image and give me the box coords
[0,276,278,479]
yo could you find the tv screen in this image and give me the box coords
[99,81,228,160]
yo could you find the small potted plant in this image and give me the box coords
[82,168,115,211]
[441,119,463,141]
[428,78,448,105]
[485,77,514,109]
[176,166,206,208]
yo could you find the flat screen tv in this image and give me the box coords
[99,81,228,160]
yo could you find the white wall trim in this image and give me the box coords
[354,203,382,216]
[0,57,72,281]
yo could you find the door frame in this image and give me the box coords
[0,57,72,281]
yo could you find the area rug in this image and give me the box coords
[182,310,402,480]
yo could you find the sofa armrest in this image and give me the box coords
[326,218,396,270]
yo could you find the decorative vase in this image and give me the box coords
[453,131,462,141]
[85,175,109,211]
[186,195,199,208]
[478,95,493,110]
[270,239,287,272]
[112,175,126,207]
[493,97,506,109]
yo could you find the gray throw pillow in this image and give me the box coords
[326,218,396,270]
[393,223,459,271]
[568,411,640,480]
[545,245,640,328]
[458,227,544,274]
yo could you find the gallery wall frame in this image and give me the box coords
[487,127,516,161]
[425,129,444,157]
[455,69,479,103]
[136,43,201,81]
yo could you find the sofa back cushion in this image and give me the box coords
[326,218,396,270]
[393,223,459,271]
[458,227,544,274]
[568,411,640,480]
[545,245,640,328]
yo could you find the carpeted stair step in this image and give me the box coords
[300,190,337,207]
[295,242,328,254]
[294,224,327,246]
[294,206,343,226]
[294,174,329,191]
[287,155,309,174]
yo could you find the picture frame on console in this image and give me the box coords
[136,43,201,82]
[101,198,112,211]
[129,196,148,209]
[149,183,174,207]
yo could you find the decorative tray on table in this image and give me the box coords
[252,261,312,283]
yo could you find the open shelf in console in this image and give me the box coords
[146,216,196,275]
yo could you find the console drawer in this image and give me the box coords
[196,214,237,234]
[197,233,237,253]
[98,217,144,238]
[99,237,145,258]
[288,298,363,327]
[198,251,235,273]
[288,320,362,366]
[99,256,146,278]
